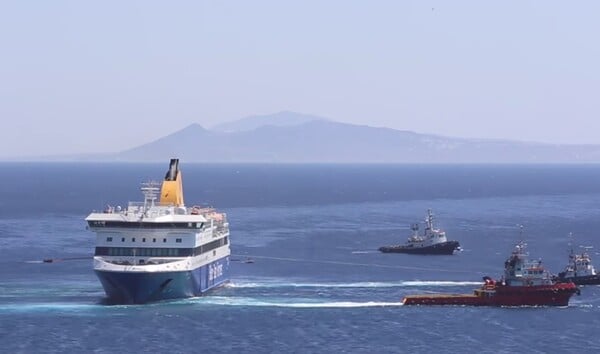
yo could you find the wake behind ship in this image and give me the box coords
[86,159,230,304]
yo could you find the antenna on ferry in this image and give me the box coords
[140,181,161,212]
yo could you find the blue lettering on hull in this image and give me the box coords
[95,257,230,304]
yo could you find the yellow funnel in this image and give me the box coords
[160,159,185,206]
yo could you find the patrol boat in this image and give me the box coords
[554,247,600,285]
[86,159,230,304]
[402,242,579,306]
[379,209,460,255]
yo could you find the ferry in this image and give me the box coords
[554,247,600,285]
[86,159,230,304]
[379,209,460,255]
[402,242,579,306]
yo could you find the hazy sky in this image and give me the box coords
[2,1,599,157]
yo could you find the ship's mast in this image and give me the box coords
[140,181,161,213]
[518,224,524,243]
[569,233,576,273]
[425,209,434,230]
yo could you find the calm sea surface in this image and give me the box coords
[2,163,600,353]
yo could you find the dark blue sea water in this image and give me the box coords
[2,163,600,353]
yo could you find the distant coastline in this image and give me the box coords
[7,112,600,164]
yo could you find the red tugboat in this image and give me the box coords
[402,242,579,306]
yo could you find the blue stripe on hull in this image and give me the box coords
[95,257,230,304]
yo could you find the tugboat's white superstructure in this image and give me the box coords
[406,210,449,248]
[86,159,230,304]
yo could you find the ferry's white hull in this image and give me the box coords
[95,256,229,304]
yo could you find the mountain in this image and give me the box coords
[114,114,600,163]
[211,111,327,132]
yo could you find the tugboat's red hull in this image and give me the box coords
[402,283,578,306]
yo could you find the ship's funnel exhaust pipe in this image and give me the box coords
[160,158,184,206]
[165,159,179,181]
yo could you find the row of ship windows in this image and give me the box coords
[95,237,229,257]
[106,237,183,243]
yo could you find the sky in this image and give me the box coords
[1,1,600,157]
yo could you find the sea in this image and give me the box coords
[2,163,600,353]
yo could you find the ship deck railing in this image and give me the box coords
[112,202,230,220]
